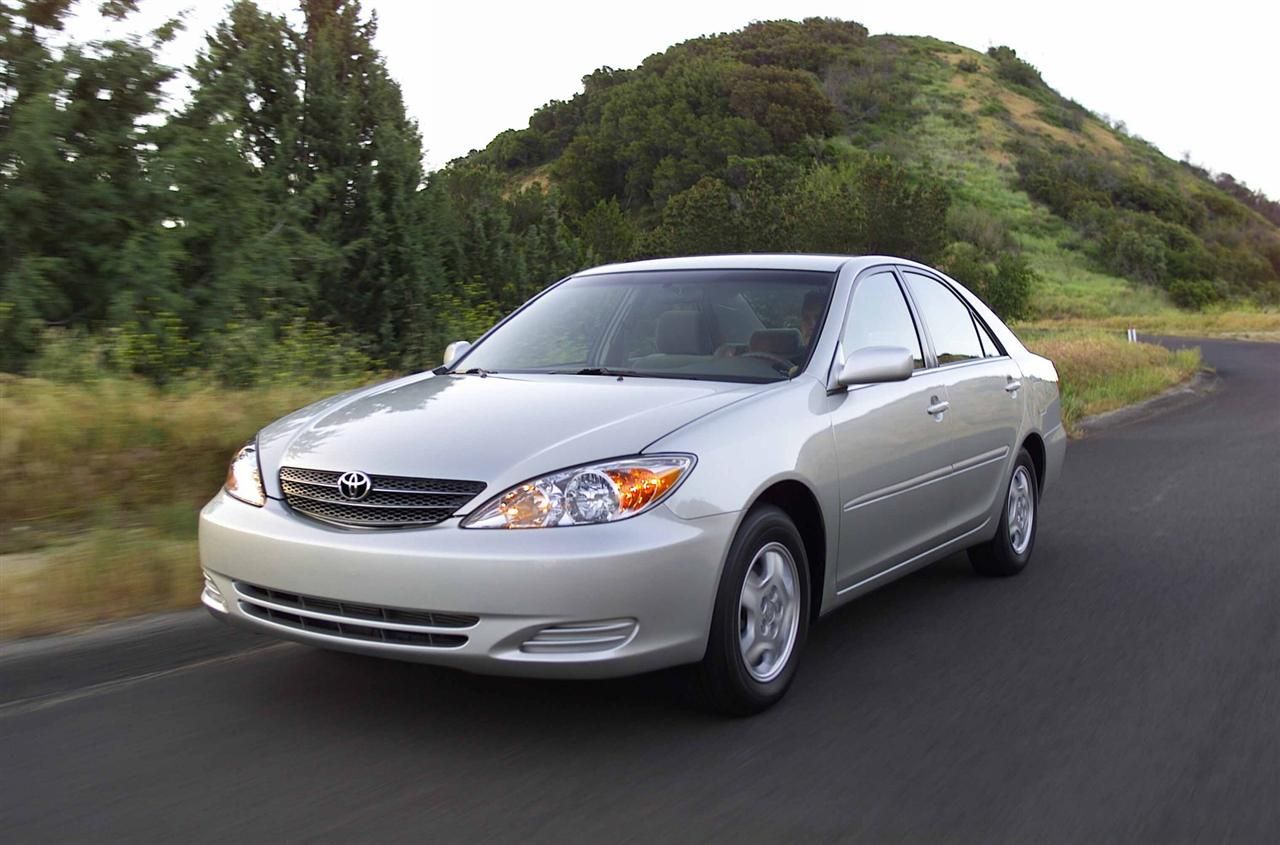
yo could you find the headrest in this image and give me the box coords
[656,310,709,355]
[748,329,803,357]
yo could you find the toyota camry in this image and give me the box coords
[200,254,1066,713]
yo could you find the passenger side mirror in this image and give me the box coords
[837,346,914,387]
[442,340,471,368]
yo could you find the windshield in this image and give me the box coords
[455,269,836,382]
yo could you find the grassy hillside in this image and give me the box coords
[469,19,1280,319]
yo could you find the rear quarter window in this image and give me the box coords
[903,272,984,365]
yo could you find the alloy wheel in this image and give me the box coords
[738,541,801,683]
[1007,465,1035,556]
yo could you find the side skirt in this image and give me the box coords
[823,517,992,612]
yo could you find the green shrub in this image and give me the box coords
[957,57,980,73]
[434,280,505,347]
[988,253,1036,320]
[485,127,548,169]
[1101,225,1168,284]
[1037,105,1083,131]
[789,154,950,261]
[108,313,196,386]
[939,242,990,289]
[979,100,1009,118]
[825,50,922,135]
[576,198,638,264]
[29,312,383,389]
[28,329,112,383]
[1167,279,1221,311]
[948,203,1016,255]
[939,242,1034,320]
[986,46,1044,90]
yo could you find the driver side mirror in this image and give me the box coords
[442,340,471,368]
[837,346,914,388]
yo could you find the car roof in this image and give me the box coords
[574,254,920,277]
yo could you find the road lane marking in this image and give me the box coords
[0,643,292,719]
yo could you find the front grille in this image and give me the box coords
[235,581,475,649]
[279,466,485,528]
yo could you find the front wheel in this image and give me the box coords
[969,449,1039,577]
[694,505,810,715]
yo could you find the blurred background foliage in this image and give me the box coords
[2,4,1277,388]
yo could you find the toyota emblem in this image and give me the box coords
[337,470,373,501]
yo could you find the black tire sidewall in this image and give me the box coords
[995,450,1039,571]
[703,505,810,713]
[969,448,1040,577]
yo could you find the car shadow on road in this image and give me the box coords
[231,551,993,736]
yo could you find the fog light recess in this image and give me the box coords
[201,571,227,612]
[520,619,638,654]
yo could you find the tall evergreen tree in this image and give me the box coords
[0,0,178,366]
[297,0,437,365]
[170,0,323,329]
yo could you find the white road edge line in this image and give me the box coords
[0,643,293,719]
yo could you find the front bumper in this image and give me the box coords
[198,491,737,678]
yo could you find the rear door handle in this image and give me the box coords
[1005,380,1022,393]
[926,399,950,416]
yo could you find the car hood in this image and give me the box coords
[256,372,761,503]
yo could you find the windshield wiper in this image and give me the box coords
[540,366,636,377]
[458,367,494,377]
[570,366,634,377]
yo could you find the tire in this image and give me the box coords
[969,448,1039,577]
[694,505,810,715]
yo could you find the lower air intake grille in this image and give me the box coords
[279,466,486,528]
[520,619,638,654]
[235,581,474,649]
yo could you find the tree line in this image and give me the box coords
[1,5,991,384]
[1,0,578,380]
[4,6,1271,385]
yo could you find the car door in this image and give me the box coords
[830,269,956,590]
[901,269,1024,539]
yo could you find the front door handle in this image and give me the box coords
[1005,380,1022,393]
[926,399,950,416]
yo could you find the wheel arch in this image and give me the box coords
[1021,431,1046,493]
[750,479,827,623]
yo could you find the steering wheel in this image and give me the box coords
[741,351,797,374]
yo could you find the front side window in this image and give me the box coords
[457,269,836,383]
[903,272,984,365]
[842,271,924,369]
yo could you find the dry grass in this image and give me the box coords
[0,375,369,638]
[0,528,199,638]
[1023,331,1203,430]
[0,376,365,529]
[1021,311,1280,342]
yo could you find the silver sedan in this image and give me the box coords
[200,254,1065,713]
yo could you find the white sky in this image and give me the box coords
[70,0,1279,197]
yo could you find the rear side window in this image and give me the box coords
[903,272,983,365]
[973,315,1004,358]
[842,271,924,369]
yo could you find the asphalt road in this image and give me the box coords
[3,337,1277,844]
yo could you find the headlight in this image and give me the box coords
[462,455,695,528]
[225,440,266,507]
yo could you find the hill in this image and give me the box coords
[4,5,1276,384]
[463,18,1280,319]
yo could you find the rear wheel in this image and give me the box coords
[969,449,1039,577]
[695,505,810,715]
